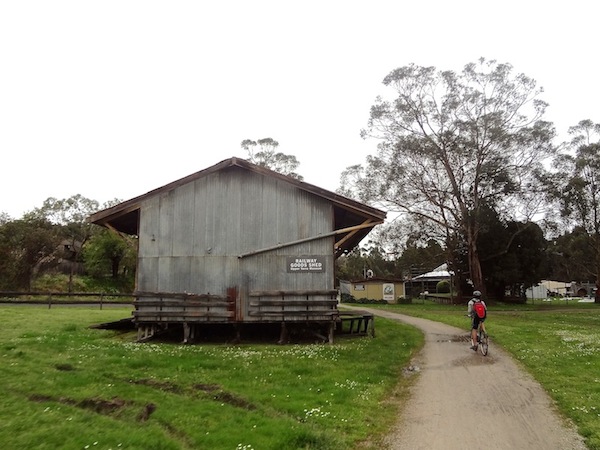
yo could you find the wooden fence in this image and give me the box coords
[0,291,134,309]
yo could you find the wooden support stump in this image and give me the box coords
[183,322,191,344]
[328,322,335,344]
[278,322,289,344]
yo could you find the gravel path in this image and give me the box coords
[347,307,587,450]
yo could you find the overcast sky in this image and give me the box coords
[1,0,598,219]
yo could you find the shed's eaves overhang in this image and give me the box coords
[88,157,386,256]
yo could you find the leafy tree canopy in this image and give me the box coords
[241,138,303,180]
[340,58,555,292]
[548,120,600,300]
[83,228,137,280]
[0,218,58,289]
[25,194,99,226]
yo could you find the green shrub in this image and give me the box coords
[340,293,355,303]
[436,280,450,293]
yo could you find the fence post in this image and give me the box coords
[48,293,52,309]
[100,293,104,310]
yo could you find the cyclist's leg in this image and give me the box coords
[470,317,479,349]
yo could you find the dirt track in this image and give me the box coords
[350,307,587,450]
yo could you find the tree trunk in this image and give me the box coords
[467,233,484,294]
[595,233,600,303]
[111,258,120,279]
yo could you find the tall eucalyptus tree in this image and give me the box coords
[26,194,99,291]
[241,138,303,180]
[340,58,555,293]
[552,120,600,301]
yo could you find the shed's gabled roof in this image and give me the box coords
[89,157,386,256]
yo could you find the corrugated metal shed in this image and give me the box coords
[89,157,386,342]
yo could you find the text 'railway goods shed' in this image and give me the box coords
[89,157,386,343]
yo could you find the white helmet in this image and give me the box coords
[473,290,482,298]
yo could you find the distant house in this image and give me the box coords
[537,280,596,298]
[406,263,451,296]
[340,277,405,303]
[89,157,386,342]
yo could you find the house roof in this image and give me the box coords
[412,263,452,280]
[88,157,386,256]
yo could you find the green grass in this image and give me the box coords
[0,306,423,450]
[7,301,598,449]
[370,300,600,450]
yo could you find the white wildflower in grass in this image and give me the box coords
[358,390,371,401]
[335,379,359,390]
[334,378,371,400]
[517,348,541,360]
[304,406,331,419]
[554,329,600,356]
[573,405,591,414]
[236,444,254,450]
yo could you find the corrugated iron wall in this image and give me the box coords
[136,167,335,322]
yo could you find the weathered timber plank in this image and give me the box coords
[134,311,233,318]
[249,290,338,297]
[249,300,337,307]
[248,310,338,317]
[133,300,232,308]
[134,291,228,301]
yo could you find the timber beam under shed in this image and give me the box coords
[237,221,383,259]
[333,219,380,256]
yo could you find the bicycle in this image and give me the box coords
[467,314,489,356]
[475,321,489,356]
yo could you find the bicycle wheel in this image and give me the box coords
[479,329,489,356]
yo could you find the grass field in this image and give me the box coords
[0,306,422,450]
[372,300,600,450]
[3,301,598,449]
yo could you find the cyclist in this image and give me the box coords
[467,290,487,350]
